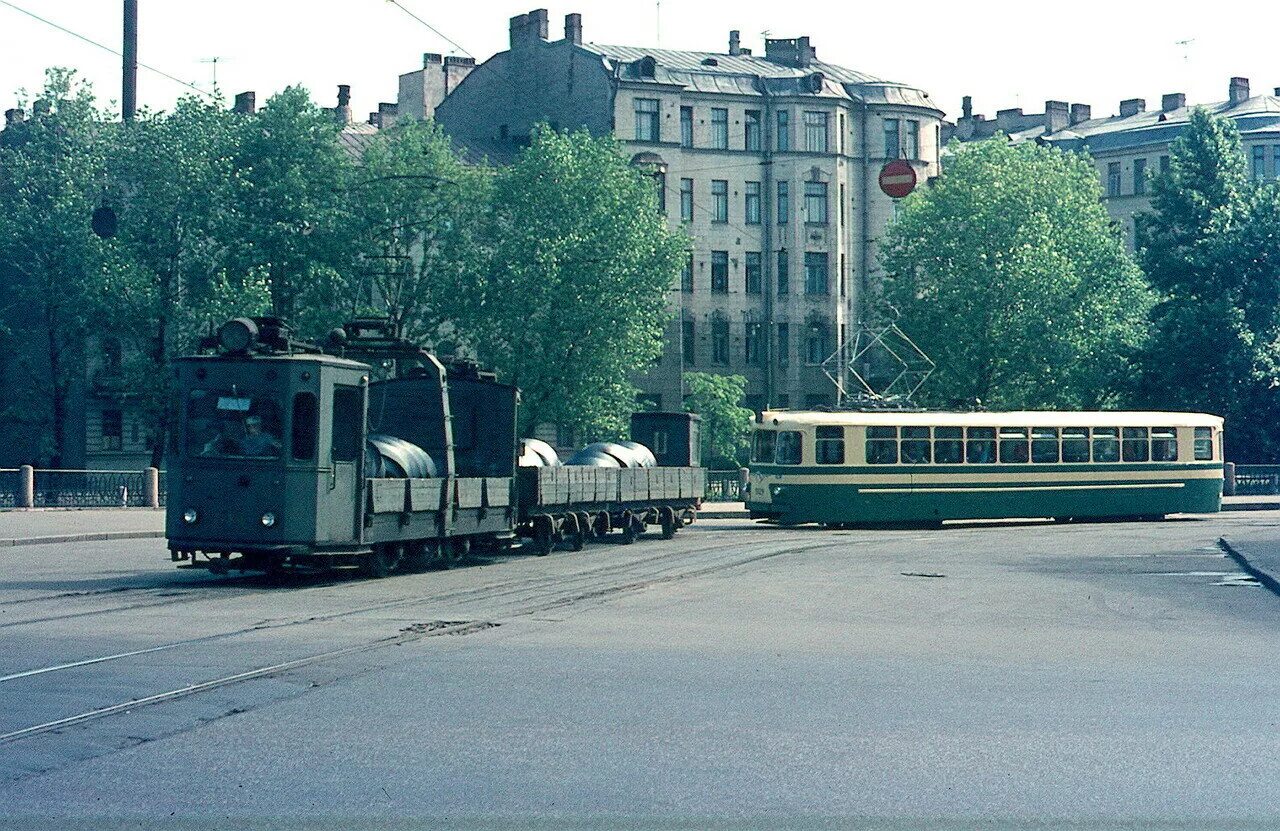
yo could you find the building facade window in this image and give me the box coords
[1253,145,1267,179]
[680,106,693,148]
[634,98,660,142]
[655,172,666,214]
[1133,157,1147,195]
[1274,146,1280,178]
[883,118,900,158]
[839,253,847,297]
[102,409,123,451]
[776,109,791,151]
[745,181,761,224]
[804,252,829,295]
[711,180,728,222]
[805,323,830,364]
[777,323,790,367]
[804,181,828,224]
[1107,162,1121,196]
[838,183,845,228]
[1160,155,1171,175]
[745,322,763,365]
[682,320,696,365]
[681,253,693,293]
[712,318,730,365]
[745,251,762,293]
[680,178,693,221]
[904,120,920,160]
[711,250,729,293]
[745,110,762,151]
[804,111,829,152]
[838,112,846,154]
[777,251,789,295]
[777,180,790,224]
[711,108,728,149]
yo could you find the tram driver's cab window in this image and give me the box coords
[776,430,803,465]
[1194,427,1214,460]
[866,426,898,464]
[815,426,845,464]
[752,430,777,464]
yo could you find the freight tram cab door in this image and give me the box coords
[322,382,367,544]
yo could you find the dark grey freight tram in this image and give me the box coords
[167,318,704,576]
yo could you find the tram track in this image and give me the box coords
[0,533,829,749]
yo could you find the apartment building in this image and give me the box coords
[427,9,944,412]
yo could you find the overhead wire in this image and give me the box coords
[0,0,212,98]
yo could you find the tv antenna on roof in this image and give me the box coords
[1176,38,1195,62]
[199,56,223,89]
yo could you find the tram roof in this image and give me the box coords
[758,410,1224,429]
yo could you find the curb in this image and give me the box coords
[1217,537,1280,598]
[0,530,164,548]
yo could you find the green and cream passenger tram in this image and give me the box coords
[746,411,1224,525]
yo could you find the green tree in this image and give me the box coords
[880,138,1152,409]
[227,86,356,335]
[473,126,687,437]
[348,119,492,345]
[99,95,271,466]
[0,69,107,465]
[1135,108,1280,460]
[682,372,752,468]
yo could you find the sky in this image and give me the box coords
[2,0,1277,124]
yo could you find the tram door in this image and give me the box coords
[323,383,366,543]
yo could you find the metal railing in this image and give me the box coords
[1230,465,1280,496]
[705,469,744,502]
[7,467,163,509]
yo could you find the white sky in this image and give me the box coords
[1,0,1275,123]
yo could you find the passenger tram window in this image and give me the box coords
[291,392,318,460]
[866,426,898,464]
[1194,427,1214,461]
[933,427,963,464]
[901,427,931,464]
[1061,428,1090,463]
[815,426,845,464]
[331,386,363,463]
[1151,428,1178,462]
[1122,427,1150,462]
[1031,427,1060,463]
[1092,427,1120,463]
[752,430,777,463]
[998,427,1029,463]
[776,430,803,465]
[965,427,996,464]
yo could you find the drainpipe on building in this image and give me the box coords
[858,99,871,321]
[759,77,776,409]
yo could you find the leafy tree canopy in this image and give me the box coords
[880,138,1152,409]
[682,372,752,468]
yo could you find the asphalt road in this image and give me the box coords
[1,512,1279,830]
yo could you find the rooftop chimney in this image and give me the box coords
[336,84,352,125]
[509,13,529,49]
[1229,76,1250,104]
[1070,103,1091,125]
[565,12,582,45]
[529,8,549,40]
[233,91,256,115]
[729,30,742,56]
[1119,98,1145,118]
[961,95,973,120]
[1044,100,1069,134]
[423,52,443,66]
[1161,92,1186,112]
[797,35,815,67]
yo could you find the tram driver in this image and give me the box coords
[202,413,282,458]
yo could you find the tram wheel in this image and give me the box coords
[660,507,677,540]
[531,516,555,556]
[361,544,401,579]
[443,537,471,568]
[619,512,639,545]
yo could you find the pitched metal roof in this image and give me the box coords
[1046,95,1280,153]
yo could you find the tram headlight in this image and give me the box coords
[182,508,198,525]
[260,512,276,528]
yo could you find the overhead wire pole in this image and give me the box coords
[122,0,137,121]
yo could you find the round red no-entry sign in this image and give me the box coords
[879,159,917,199]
